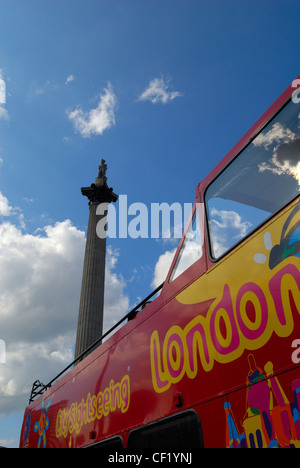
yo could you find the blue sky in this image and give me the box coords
[0,0,300,447]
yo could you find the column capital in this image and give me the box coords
[81,182,118,205]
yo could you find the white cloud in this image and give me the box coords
[255,120,300,186]
[65,74,75,85]
[0,197,129,416]
[152,249,176,289]
[209,208,252,257]
[34,80,52,96]
[0,191,26,229]
[253,122,296,149]
[0,438,14,447]
[29,80,59,98]
[0,74,6,104]
[67,83,117,138]
[0,192,12,216]
[0,70,9,120]
[138,77,182,104]
[0,105,9,121]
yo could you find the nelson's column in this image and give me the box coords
[74,160,118,361]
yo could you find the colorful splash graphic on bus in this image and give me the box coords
[225,356,300,448]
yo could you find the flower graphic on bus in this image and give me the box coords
[34,398,52,448]
[268,204,300,269]
[254,204,300,268]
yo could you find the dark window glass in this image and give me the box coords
[86,435,123,449]
[128,410,204,449]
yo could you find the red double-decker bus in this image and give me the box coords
[20,77,300,449]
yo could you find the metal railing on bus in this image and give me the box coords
[29,282,164,404]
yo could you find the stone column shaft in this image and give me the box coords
[74,203,106,360]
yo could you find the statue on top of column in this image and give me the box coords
[95,159,108,187]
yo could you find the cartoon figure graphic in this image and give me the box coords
[225,355,300,448]
[34,398,52,448]
[243,355,275,448]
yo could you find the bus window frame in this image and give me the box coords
[163,201,207,293]
[204,96,300,263]
[169,205,203,284]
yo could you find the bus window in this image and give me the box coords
[86,435,124,449]
[206,98,300,259]
[169,209,202,283]
[127,410,204,448]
